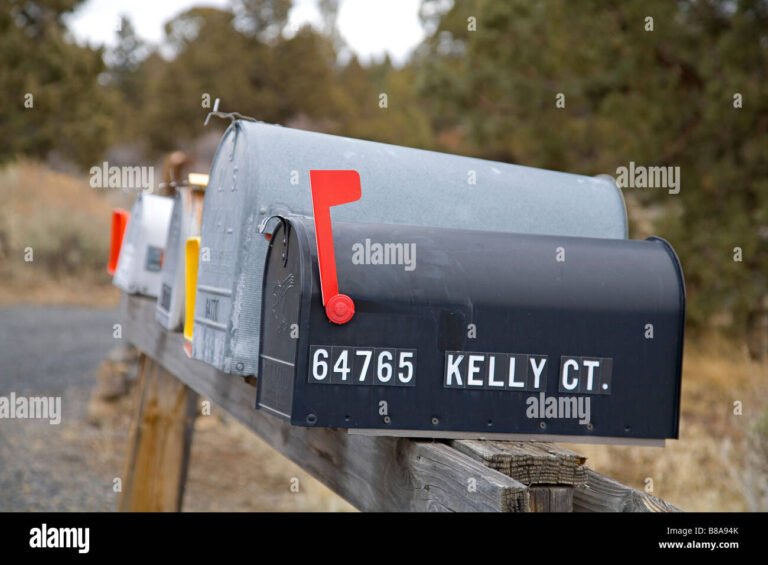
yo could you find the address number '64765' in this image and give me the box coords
[309,346,417,386]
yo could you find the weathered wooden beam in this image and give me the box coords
[451,440,585,512]
[451,439,587,486]
[529,486,574,512]
[573,468,681,512]
[120,295,528,512]
[118,354,198,511]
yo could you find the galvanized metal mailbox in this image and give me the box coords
[194,120,629,375]
[256,217,685,444]
[113,193,173,298]
[155,175,207,330]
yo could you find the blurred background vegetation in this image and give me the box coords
[1,0,765,343]
[0,0,766,511]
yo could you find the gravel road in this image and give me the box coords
[0,306,122,511]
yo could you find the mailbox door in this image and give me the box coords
[156,190,185,329]
[257,221,308,418]
[156,188,205,331]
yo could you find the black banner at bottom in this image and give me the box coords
[0,512,758,559]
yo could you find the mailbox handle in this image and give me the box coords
[309,170,361,324]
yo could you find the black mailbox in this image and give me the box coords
[257,217,685,444]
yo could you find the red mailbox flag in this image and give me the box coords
[107,209,130,275]
[309,170,361,324]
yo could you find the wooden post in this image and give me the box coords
[119,354,199,511]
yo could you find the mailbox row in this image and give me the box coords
[108,120,685,445]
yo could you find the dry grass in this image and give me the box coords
[0,161,130,306]
[185,416,355,512]
[0,278,120,307]
[570,335,768,511]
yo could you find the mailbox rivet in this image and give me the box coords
[539,421,547,430]
[431,417,439,425]
[236,362,244,372]
[383,416,391,424]
[306,413,318,425]
[587,423,594,431]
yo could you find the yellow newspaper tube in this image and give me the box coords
[184,236,201,354]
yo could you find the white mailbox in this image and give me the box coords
[113,193,173,297]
